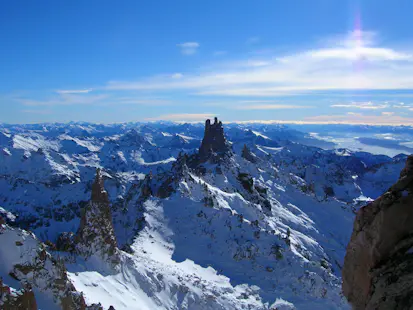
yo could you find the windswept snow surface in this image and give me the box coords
[68,201,271,309]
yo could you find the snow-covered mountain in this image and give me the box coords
[0,120,407,309]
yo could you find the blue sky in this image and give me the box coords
[2,0,413,125]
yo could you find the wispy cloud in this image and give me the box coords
[17,94,108,106]
[115,97,172,105]
[145,113,215,122]
[171,73,184,79]
[56,89,93,94]
[236,104,313,110]
[393,102,413,109]
[177,42,199,55]
[21,109,52,114]
[304,113,413,125]
[213,51,227,56]
[107,30,413,97]
[246,37,260,45]
[331,101,389,109]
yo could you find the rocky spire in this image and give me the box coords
[241,144,257,163]
[75,168,119,266]
[198,117,231,162]
[91,168,109,203]
[342,155,413,309]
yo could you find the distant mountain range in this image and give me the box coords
[0,120,409,309]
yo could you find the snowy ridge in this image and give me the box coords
[0,122,408,309]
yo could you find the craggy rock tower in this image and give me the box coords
[199,117,231,162]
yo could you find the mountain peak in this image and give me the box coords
[76,168,119,265]
[91,168,109,204]
[400,154,413,179]
[199,117,231,162]
[242,144,257,163]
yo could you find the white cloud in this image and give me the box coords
[393,102,413,109]
[245,60,271,67]
[213,51,227,56]
[246,37,260,45]
[116,98,171,105]
[224,116,413,126]
[145,113,215,122]
[236,104,313,110]
[177,42,199,55]
[171,73,184,79]
[307,47,410,61]
[17,94,108,106]
[106,30,413,97]
[331,101,389,109]
[56,89,93,94]
[21,109,52,114]
[304,113,413,125]
[381,111,394,116]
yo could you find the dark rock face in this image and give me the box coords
[0,278,37,310]
[90,169,110,204]
[56,232,76,252]
[199,117,231,162]
[140,173,153,200]
[241,144,257,163]
[76,168,119,265]
[343,155,413,310]
[156,153,190,198]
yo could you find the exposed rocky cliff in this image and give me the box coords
[343,155,413,309]
[198,117,232,162]
[241,144,258,163]
[75,168,119,266]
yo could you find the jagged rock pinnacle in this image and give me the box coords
[241,144,257,163]
[91,168,109,204]
[75,168,119,265]
[198,117,231,162]
[342,155,413,309]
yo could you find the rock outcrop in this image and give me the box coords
[156,152,190,198]
[0,221,104,310]
[0,278,37,310]
[198,117,231,162]
[342,155,413,309]
[76,168,119,265]
[241,144,257,163]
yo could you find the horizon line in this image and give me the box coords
[1,119,413,127]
